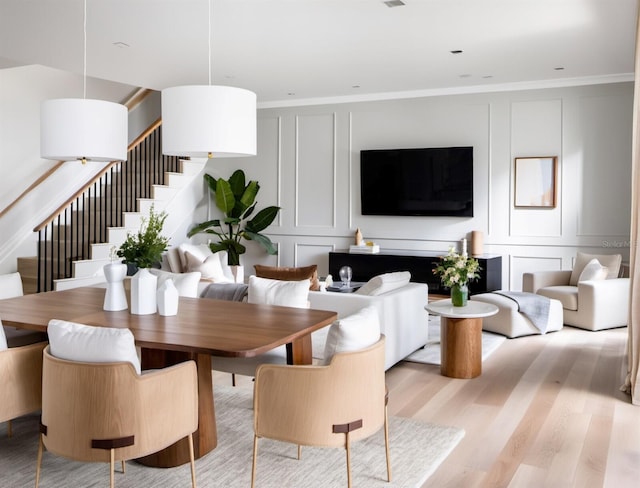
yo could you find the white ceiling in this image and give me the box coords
[1,0,637,107]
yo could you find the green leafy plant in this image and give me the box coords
[433,247,481,288]
[187,170,281,266]
[117,206,170,270]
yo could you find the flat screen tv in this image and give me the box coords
[360,146,473,217]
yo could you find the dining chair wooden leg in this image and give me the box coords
[345,432,352,488]
[121,460,126,473]
[251,435,259,488]
[384,405,392,482]
[7,419,12,438]
[297,445,302,460]
[232,373,236,387]
[110,449,115,488]
[188,433,197,488]
[35,434,44,488]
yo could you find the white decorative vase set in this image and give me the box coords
[103,265,178,316]
[103,262,128,311]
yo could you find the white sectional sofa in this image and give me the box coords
[308,282,429,370]
[212,280,430,375]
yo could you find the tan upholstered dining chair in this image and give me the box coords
[251,336,391,488]
[35,343,199,488]
[0,323,45,437]
[0,272,48,347]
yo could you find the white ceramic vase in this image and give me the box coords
[130,268,158,315]
[103,262,128,311]
[230,265,244,284]
[157,279,179,316]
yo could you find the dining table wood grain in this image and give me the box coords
[0,286,338,467]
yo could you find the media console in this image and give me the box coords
[329,250,502,296]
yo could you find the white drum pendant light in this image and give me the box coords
[162,85,256,158]
[41,98,127,162]
[161,0,256,158]
[40,0,127,164]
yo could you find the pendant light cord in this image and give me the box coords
[208,0,212,86]
[83,0,87,99]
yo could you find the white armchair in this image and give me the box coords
[522,253,629,331]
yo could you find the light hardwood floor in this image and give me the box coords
[215,325,640,488]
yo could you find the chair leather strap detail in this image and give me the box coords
[333,419,363,434]
[91,435,135,450]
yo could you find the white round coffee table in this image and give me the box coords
[425,299,498,379]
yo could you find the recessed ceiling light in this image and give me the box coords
[482,75,493,79]
[554,67,565,70]
[383,0,405,7]
[352,85,361,89]
[459,74,472,78]
[113,42,130,49]
[450,50,463,54]
[287,92,295,96]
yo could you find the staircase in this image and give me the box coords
[17,124,206,293]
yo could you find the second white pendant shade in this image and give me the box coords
[40,98,128,163]
[161,85,256,158]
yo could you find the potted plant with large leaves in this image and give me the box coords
[187,170,281,268]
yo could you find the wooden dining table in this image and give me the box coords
[0,286,337,467]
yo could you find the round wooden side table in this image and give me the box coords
[426,299,498,379]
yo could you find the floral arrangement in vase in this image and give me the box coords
[432,247,482,306]
[117,206,169,274]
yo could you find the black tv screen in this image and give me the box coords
[360,146,473,217]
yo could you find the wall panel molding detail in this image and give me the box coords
[294,243,335,271]
[276,116,283,227]
[294,113,337,229]
[348,111,355,230]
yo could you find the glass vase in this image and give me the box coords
[451,283,468,307]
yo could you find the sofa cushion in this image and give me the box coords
[578,258,608,282]
[0,272,24,299]
[165,247,184,273]
[537,286,578,311]
[177,243,212,269]
[355,271,411,296]
[323,306,381,364]
[148,269,201,298]
[570,252,621,285]
[254,264,320,291]
[248,275,310,308]
[47,319,141,374]
[185,251,233,283]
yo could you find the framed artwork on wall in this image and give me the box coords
[514,156,558,208]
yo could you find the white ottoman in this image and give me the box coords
[470,292,563,338]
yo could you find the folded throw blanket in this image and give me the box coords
[200,283,248,302]
[493,291,551,333]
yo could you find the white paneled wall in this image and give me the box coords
[202,82,633,291]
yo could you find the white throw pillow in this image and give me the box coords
[165,247,184,273]
[47,319,141,374]
[578,258,608,282]
[0,318,7,351]
[148,269,201,298]
[355,271,411,296]
[569,252,622,285]
[323,306,381,364]
[184,251,232,283]
[178,243,213,271]
[0,272,24,299]
[247,275,310,308]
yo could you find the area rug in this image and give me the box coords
[405,316,506,366]
[1,384,464,488]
